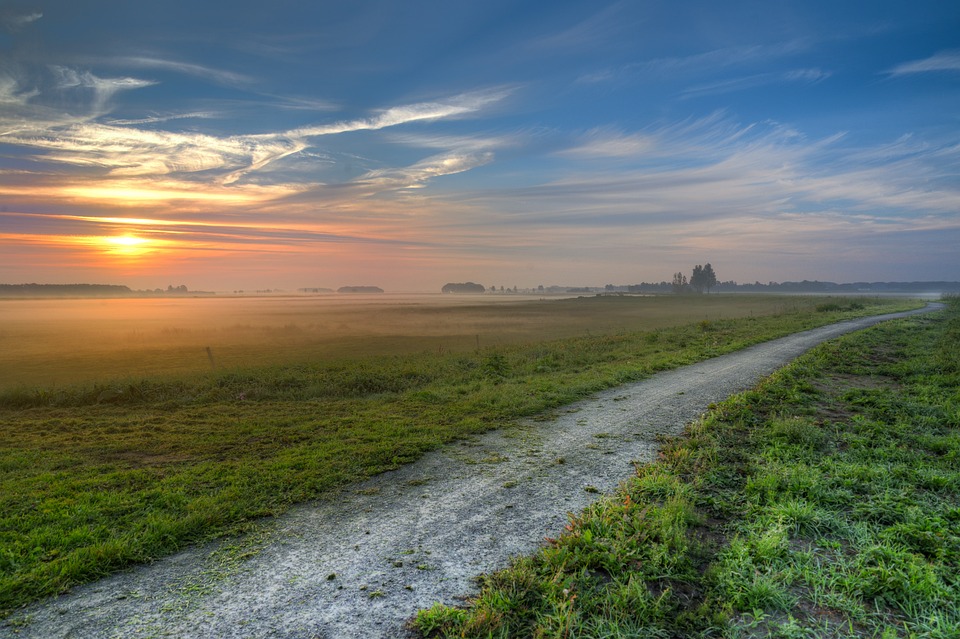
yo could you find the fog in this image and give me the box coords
[0,293,873,389]
[1,294,577,388]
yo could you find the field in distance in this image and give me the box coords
[0,294,924,615]
[0,293,903,390]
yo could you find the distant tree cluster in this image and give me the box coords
[338,286,384,293]
[690,263,717,293]
[671,272,687,293]
[668,264,718,294]
[0,283,220,297]
[0,283,133,297]
[714,280,960,293]
[442,282,486,293]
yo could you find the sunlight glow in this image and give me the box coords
[102,234,152,256]
[106,234,147,247]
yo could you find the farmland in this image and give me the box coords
[0,294,922,616]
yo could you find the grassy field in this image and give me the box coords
[414,298,959,638]
[0,295,922,617]
[1,293,874,389]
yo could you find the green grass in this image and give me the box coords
[414,298,958,639]
[0,294,889,389]
[0,295,920,617]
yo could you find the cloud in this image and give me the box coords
[0,211,425,257]
[356,151,494,189]
[437,114,958,248]
[557,128,655,159]
[50,67,157,114]
[289,88,509,138]
[95,56,254,87]
[1,10,42,32]
[383,131,512,152]
[682,68,830,98]
[106,112,218,126]
[529,2,634,52]
[0,75,38,105]
[224,89,510,183]
[1,84,510,203]
[257,94,339,112]
[581,41,811,86]
[643,45,766,74]
[782,68,830,83]
[52,68,156,95]
[887,50,960,75]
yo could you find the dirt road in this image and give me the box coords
[3,305,940,639]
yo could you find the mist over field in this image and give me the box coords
[0,294,849,389]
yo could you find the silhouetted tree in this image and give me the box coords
[442,282,485,293]
[703,263,717,293]
[690,263,718,293]
[691,265,704,293]
[672,272,688,293]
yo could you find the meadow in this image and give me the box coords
[0,294,923,616]
[1,293,867,389]
[416,298,960,638]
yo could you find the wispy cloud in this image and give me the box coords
[256,94,339,112]
[357,151,494,189]
[0,9,42,32]
[50,67,157,113]
[106,112,219,126]
[887,50,960,75]
[288,88,509,138]
[783,68,831,83]
[93,56,254,87]
[682,68,830,98]
[448,115,957,246]
[578,40,811,86]
[556,128,655,159]
[0,75,38,105]
[1,83,510,207]
[529,2,635,52]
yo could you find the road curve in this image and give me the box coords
[3,304,941,639]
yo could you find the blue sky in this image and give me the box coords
[1,0,958,291]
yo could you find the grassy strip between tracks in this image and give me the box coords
[0,297,922,617]
[414,298,959,639]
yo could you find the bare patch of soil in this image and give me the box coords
[810,372,902,424]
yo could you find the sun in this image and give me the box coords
[103,234,151,256]
[108,234,146,247]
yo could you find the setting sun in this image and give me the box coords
[103,234,151,256]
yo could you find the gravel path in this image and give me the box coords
[3,305,940,639]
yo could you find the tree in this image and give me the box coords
[691,265,704,293]
[441,282,485,293]
[689,263,718,293]
[672,272,688,293]
[702,263,717,293]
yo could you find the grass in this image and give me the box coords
[413,297,958,638]
[0,294,884,389]
[0,295,920,617]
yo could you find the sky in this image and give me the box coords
[1,0,958,292]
